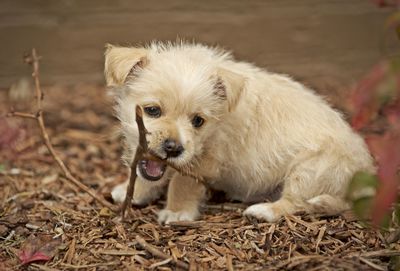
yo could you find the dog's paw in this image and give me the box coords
[158,209,199,224]
[111,183,146,206]
[243,203,279,222]
[111,182,128,203]
[111,181,165,206]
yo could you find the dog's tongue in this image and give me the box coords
[145,160,164,177]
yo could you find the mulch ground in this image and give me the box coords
[0,83,399,271]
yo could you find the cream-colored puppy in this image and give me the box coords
[105,42,374,224]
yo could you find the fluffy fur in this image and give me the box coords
[105,42,375,223]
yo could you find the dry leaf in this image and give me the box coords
[18,234,62,265]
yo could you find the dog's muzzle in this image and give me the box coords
[138,159,167,181]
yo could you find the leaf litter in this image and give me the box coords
[0,84,399,270]
[18,234,62,265]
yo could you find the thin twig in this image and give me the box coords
[7,111,37,119]
[7,48,116,212]
[60,262,120,269]
[121,106,147,219]
[359,257,385,271]
[30,264,60,271]
[135,235,189,270]
[226,254,234,271]
[359,249,400,258]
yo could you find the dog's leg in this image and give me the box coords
[243,194,349,222]
[158,174,206,224]
[111,168,168,205]
[306,194,349,215]
[243,197,299,222]
[244,152,353,222]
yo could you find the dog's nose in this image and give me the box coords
[163,139,184,158]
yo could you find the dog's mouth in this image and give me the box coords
[138,159,167,181]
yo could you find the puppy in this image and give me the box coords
[105,42,375,224]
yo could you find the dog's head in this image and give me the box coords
[105,43,245,181]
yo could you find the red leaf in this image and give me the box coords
[366,132,400,225]
[350,63,387,130]
[367,132,400,181]
[351,106,379,131]
[384,97,400,129]
[371,176,399,225]
[18,251,52,264]
[18,234,61,265]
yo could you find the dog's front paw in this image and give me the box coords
[111,182,128,203]
[158,209,199,224]
[243,203,279,222]
[111,179,167,206]
[111,182,149,206]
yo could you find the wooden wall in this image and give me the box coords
[0,0,397,88]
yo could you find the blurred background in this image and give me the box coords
[0,0,398,92]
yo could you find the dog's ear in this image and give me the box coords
[215,68,245,112]
[104,44,149,86]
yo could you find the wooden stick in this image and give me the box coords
[7,111,37,119]
[359,249,400,258]
[8,48,116,212]
[135,235,189,270]
[359,257,385,271]
[121,106,148,219]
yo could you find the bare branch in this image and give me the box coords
[8,48,117,212]
[121,106,148,219]
[7,111,37,119]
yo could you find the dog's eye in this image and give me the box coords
[144,106,161,118]
[192,115,205,128]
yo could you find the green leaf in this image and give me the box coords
[347,171,379,201]
[395,202,400,225]
[379,212,391,230]
[352,196,373,220]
